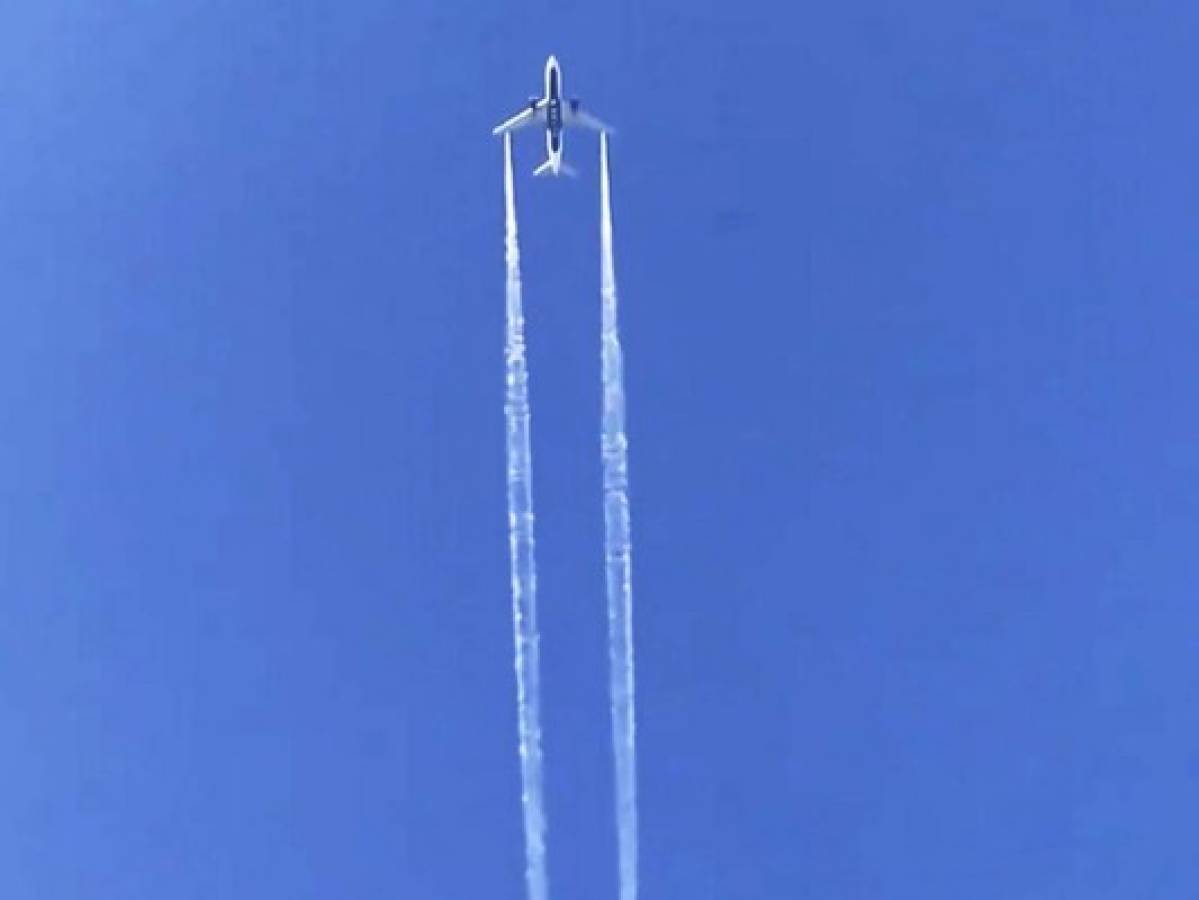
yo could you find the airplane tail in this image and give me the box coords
[533,158,577,178]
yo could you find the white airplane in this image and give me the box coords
[492,55,612,177]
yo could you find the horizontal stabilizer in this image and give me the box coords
[533,158,576,178]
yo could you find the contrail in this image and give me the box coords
[599,131,639,900]
[503,132,549,900]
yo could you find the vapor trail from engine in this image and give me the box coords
[503,132,549,900]
[599,131,638,900]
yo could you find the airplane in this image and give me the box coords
[492,55,612,177]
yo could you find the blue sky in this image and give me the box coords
[2,1,1197,897]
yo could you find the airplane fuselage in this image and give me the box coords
[543,56,564,168]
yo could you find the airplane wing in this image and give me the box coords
[565,107,613,133]
[492,103,545,136]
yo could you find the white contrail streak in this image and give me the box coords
[599,131,639,900]
[503,132,549,900]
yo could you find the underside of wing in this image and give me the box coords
[565,107,614,133]
[492,103,545,136]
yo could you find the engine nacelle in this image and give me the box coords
[528,97,539,110]
[569,98,581,112]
